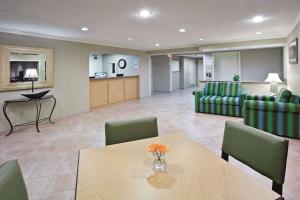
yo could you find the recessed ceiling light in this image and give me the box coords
[251,16,265,23]
[128,37,133,40]
[256,31,262,35]
[139,9,152,18]
[198,38,204,41]
[179,28,186,33]
[80,27,88,31]
[155,43,160,47]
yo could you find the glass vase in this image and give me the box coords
[153,153,167,171]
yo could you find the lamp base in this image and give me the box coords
[270,83,279,94]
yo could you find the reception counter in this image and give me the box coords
[89,76,139,109]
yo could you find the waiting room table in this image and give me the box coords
[76,133,280,200]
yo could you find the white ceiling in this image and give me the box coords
[0,0,299,51]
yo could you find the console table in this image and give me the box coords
[2,95,56,136]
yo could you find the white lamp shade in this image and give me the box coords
[265,73,282,83]
[24,68,38,79]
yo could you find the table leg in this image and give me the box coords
[49,96,56,124]
[35,100,41,133]
[2,102,13,136]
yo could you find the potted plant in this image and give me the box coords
[233,74,240,82]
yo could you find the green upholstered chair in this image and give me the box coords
[0,160,29,200]
[221,121,289,196]
[105,117,158,145]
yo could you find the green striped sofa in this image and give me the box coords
[194,82,246,117]
[244,90,300,139]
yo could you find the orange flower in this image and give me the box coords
[147,143,159,152]
[158,144,169,153]
[147,143,169,153]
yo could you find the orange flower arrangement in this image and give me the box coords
[147,143,169,153]
[147,143,169,171]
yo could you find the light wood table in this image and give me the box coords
[76,133,280,200]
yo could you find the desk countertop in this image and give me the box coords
[89,75,139,80]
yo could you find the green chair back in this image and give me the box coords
[0,160,29,200]
[105,117,158,145]
[221,121,289,195]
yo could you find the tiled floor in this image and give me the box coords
[1,88,300,200]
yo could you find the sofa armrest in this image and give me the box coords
[240,91,247,105]
[194,89,205,112]
[244,100,300,113]
[193,89,204,96]
[239,91,248,117]
[246,95,276,102]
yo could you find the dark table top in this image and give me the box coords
[4,95,54,103]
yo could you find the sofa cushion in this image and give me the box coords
[289,95,300,105]
[204,82,223,96]
[244,100,300,113]
[246,95,276,102]
[222,82,241,97]
[276,88,292,103]
[200,96,240,106]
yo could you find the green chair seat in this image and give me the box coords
[221,121,289,196]
[105,117,158,145]
[0,160,29,200]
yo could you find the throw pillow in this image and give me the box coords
[276,88,292,103]
[289,95,300,104]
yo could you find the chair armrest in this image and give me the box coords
[244,100,300,113]
[246,95,276,101]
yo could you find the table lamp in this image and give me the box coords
[24,68,39,92]
[265,73,282,94]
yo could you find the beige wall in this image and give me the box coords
[286,22,300,95]
[0,32,150,132]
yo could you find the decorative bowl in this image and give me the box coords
[21,90,50,99]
